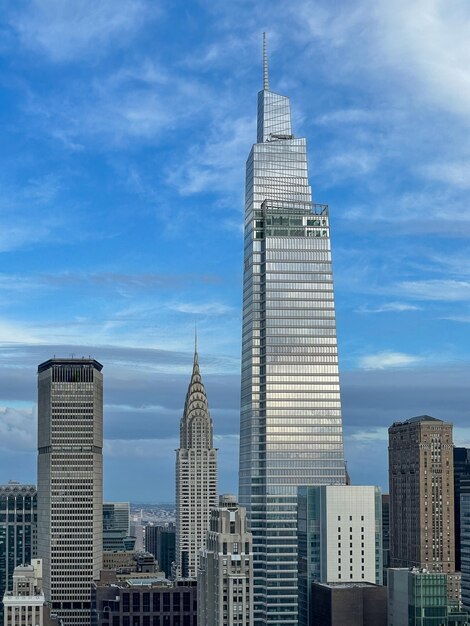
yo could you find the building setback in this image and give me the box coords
[175,344,218,579]
[0,483,37,609]
[389,415,455,573]
[37,358,104,626]
[238,36,346,626]
[198,495,253,626]
[3,559,62,626]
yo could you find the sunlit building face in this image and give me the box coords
[239,42,346,626]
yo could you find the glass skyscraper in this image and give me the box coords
[238,37,346,625]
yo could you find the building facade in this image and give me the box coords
[389,415,455,573]
[0,483,37,609]
[238,36,346,625]
[145,526,175,579]
[91,571,197,626]
[382,494,390,585]
[175,346,218,579]
[198,495,253,626]
[455,448,470,572]
[297,485,382,626]
[37,358,104,626]
[461,478,470,611]
[103,503,130,551]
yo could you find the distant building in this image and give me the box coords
[382,494,390,585]
[102,551,162,576]
[298,485,382,626]
[175,343,218,578]
[310,582,386,626]
[0,483,37,609]
[389,415,455,572]
[198,495,253,626]
[3,559,62,626]
[388,568,468,626]
[455,448,470,572]
[145,525,175,579]
[37,358,104,626]
[91,570,197,626]
[103,503,130,551]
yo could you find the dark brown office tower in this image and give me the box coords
[389,415,455,573]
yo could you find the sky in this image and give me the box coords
[1,0,470,501]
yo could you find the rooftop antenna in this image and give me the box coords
[263,32,269,91]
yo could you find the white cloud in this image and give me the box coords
[0,406,36,451]
[358,351,424,370]
[349,427,388,443]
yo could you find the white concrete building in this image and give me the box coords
[3,559,60,626]
[175,344,218,579]
[198,495,253,626]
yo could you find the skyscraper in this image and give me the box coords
[145,524,176,579]
[175,345,218,579]
[198,494,253,626]
[238,36,346,624]
[37,358,103,626]
[389,415,455,572]
[0,483,37,609]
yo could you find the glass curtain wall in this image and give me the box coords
[239,71,346,625]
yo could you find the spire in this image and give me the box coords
[194,324,198,364]
[263,32,269,91]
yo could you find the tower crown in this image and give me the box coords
[180,345,213,449]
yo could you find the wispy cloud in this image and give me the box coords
[169,302,234,316]
[397,280,470,302]
[9,0,157,62]
[356,302,421,314]
[358,350,424,370]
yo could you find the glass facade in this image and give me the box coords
[0,483,37,609]
[239,54,346,625]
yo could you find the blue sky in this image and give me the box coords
[1,0,470,501]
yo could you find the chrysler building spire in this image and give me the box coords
[175,343,218,578]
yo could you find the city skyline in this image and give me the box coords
[1,1,470,501]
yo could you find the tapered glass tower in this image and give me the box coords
[238,37,346,625]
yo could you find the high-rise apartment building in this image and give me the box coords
[238,36,346,624]
[103,503,130,551]
[454,448,470,572]
[297,486,382,626]
[37,358,104,626]
[0,483,37,609]
[389,415,455,573]
[198,495,253,626]
[175,346,218,579]
[382,494,390,585]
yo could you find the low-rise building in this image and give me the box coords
[310,582,386,626]
[91,571,197,626]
